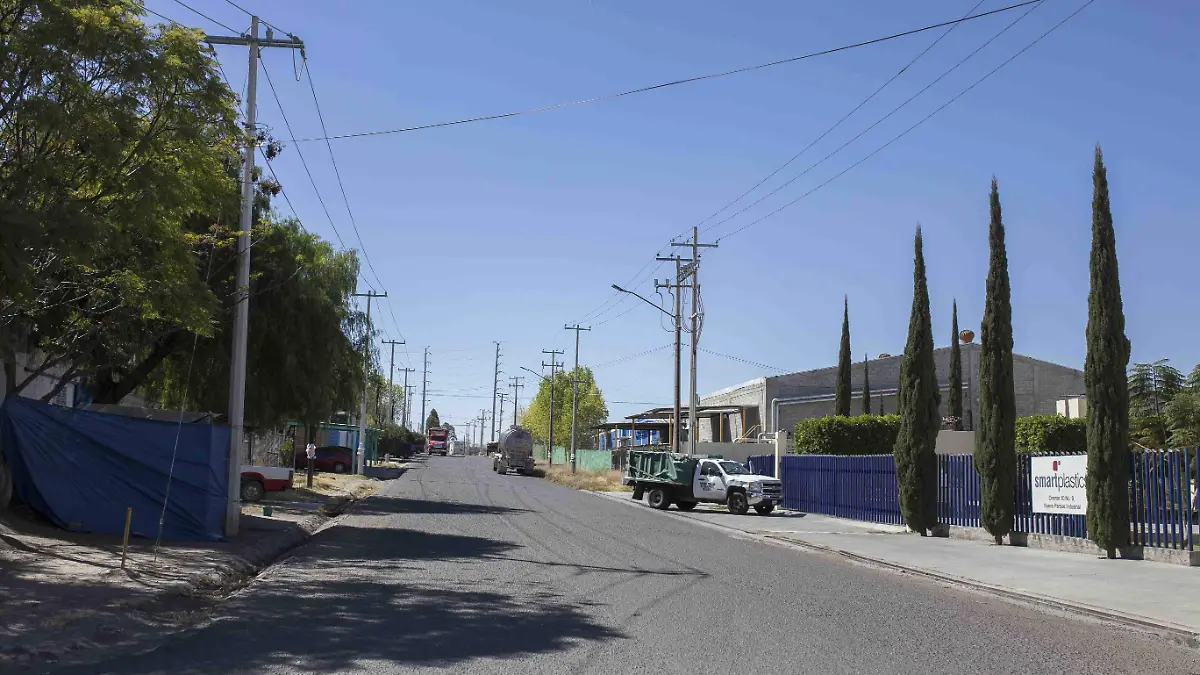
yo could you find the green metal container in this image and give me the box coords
[628,450,697,485]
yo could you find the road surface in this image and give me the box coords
[60,456,1200,675]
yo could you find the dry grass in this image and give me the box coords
[536,463,632,492]
[278,472,381,501]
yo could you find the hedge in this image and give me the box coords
[1014,415,1086,453]
[794,414,901,456]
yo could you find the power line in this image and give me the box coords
[593,344,674,369]
[693,0,992,232]
[715,0,1093,243]
[704,0,1044,239]
[289,1,1041,144]
[300,58,387,292]
[169,0,238,33]
[218,0,291,37]
[698,348,788,374]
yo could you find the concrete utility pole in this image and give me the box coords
[656,256,691,455]
[564,325,591,473]
[509,376,525,427]
[383,340,404,424]
[420,347,430,432]
[491,342,501,442]
[542,350,563,465]
[207,18,304,537]
[352,291,387,474]
[497,392,508,435]
[673,226,716,455]
[399,367,415,427]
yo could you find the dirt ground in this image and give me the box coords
[535,461,633,492]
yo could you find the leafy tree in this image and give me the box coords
[1165,365,1200,448]
[835,296,852,416]
[442,423,456,440]
[974,179,1017,544]
[425,409,441,432]
[521,366,608,449]
[948,300,963,430]
[893,227,941,535]
[862,354,872,415]
[1,2,239,395]
[1128,359,1184,447]
[1084,147,1131,559]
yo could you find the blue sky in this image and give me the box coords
[150,0,1199,432]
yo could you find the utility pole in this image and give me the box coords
[352,291,387,474]
[383,340,405,424]
[656,256,691,456]
[491,342,502,442]
[420,347,429,432]
[673,226,717,455]
[509,376,525,427]
[207,19,304,537]
[497,392,508,435]
[399,367,416,427]
[542,350,563,465]
[564,325,591,473]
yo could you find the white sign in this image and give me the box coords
[1030,455,1088,514]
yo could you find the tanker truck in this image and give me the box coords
[492,427,535,476]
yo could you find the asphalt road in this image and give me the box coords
[54,456,1200,675]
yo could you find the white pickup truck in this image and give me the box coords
[625,453,783,515]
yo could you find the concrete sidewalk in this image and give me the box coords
[596,491,1200,640]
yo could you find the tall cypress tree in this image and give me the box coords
[893,227,941,535]
[835,296,852,416]
[862,353,872,415]
[948,300,963,430]
[974,179,1017,544]
[1085,147,1131,559]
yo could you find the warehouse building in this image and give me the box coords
[696,343,1084,441]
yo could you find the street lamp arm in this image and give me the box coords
[520,365,550,382]
[611,284,672,318]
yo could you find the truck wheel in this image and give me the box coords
[241,480,265,503]
[754,503,775,515]
[727,491,749,515]
[646,487,672,510]
[675,500,697,511]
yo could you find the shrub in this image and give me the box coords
[1014,415,1086,453]
[794,414,901,456]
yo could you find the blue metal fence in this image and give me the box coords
[751,448,1199,550]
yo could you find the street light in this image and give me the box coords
[611,284,672,318]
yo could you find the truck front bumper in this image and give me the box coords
[747,488,783,506]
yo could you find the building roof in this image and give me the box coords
[624,405,747,420]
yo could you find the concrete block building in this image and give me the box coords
[697,343,1084,441]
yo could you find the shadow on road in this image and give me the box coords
[349,496,530,517]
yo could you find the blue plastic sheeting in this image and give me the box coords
[0,396,228,541]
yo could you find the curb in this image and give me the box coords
[587,490,1200,648]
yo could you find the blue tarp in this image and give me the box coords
[0,396,228,541]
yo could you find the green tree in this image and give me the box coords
[1084,147,1131,559]
[0,3,239,395]
[862,354,872,415]
[948,300,963,430]
[893,227,941,535]
[1128,359,1184,448]
[835,296,852,416]
[1165,365,1200,448]
[521,366,608,449]
[974,179,1017,544]
[426,408,441,432]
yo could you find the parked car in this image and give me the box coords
[240,465,294,502]
[294,445,354,474]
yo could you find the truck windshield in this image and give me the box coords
[719,461,749,475]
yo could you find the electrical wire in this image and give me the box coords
[714,0,1094,243]
[703,0,1044,239]
[693,0,993,232]
[593,344,674,369]
[169,0,238,33]
[289,1,1041,143]
[698,348,788,373]
[219,0,291,37]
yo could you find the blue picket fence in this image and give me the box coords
[748,448,1199,550]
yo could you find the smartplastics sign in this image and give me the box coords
[1030,455,1088,514]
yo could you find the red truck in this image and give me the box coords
[427,427,450,456]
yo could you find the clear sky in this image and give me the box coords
[149,0,1199,434]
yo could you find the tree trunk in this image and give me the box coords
[91,330,183,404]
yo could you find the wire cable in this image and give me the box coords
[219,0,291,37]
[703,0,1044,239]
[169,0,238,33]
[698,348,787,374]
[290,1,1040,143]
[715,0,1093,242]
[593,344,674,369]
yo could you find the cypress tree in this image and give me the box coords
[948,300,963,430]
[862,353,872,415]
[835,296,852,416]
[893,227,941,535]
[1084,146,1131,559]
[974,179,1017,545]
